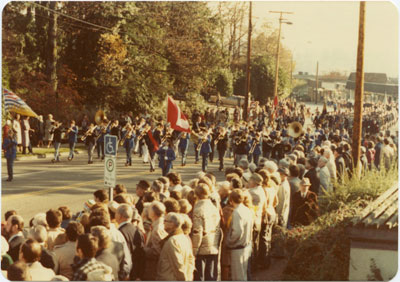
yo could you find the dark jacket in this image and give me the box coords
[41,247,58,272]
[7,235,25,262]
[304,168,320,195]
[216,134,228,152]
[291,190,319,226]
[119,223,145,280]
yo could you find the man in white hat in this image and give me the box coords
[290,177,319,226]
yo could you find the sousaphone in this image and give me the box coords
[288,121,303,138]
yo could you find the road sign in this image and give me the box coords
[104,155,116,188]
[104,134,118,156]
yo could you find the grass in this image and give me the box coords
[279,162,398,281]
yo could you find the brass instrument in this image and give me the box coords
[161,127,173,144]
[235,135,247,146]
[94,110,106,125]
[196,129,212,151]
[81,126,96,141]
[138,124,151,141]
[119,125,135,146]
[288,122,303,138]
[249,137,260,154]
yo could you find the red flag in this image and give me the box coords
[273,95,278,107]
[167,96,191,133]
[147,130,159,152]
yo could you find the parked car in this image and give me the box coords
[209,95,245,107]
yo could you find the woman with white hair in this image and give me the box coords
[322,146,337,182]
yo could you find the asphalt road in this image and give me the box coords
[1,146,228,222]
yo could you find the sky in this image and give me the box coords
[209,1,399,78]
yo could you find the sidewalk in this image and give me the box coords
[3,144,85,161]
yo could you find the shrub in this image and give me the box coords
[280,164,398,281]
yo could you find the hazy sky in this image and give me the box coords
[210,1,399,78]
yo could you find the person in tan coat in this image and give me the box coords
[144,201,168,280]
[157,213,195,281]
[191,183,222,281]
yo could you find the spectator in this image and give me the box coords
[291,178,319,226]
[318,157,331,194]
[46,209,65,251]
[5,215,25,262]
[135,180,150,215]
[54,221,84,280]
[156,213,195,281]
[91,226,119,280]
[304,158,321,195]
[93,189,109,204]
[276,167,291,228]
[116,204,145,280]
[7,261,32,281]
[225,189,253,281]
[28,225,58,272]
[19,239,55,280]
[72,234,113,281]
[143,201,168,280]
[58,207,72,230]
[192,183,221,281]
[167,172,183,193]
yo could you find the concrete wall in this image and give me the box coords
[349,247,398,281]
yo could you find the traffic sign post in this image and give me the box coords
[104,134,118,201]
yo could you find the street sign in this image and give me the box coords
[104,134,117,191]
[104,155,116,188]
[104,134,117,157]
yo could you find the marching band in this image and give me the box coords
[42,99,398,177]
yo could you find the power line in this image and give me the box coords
[31,2,114,33]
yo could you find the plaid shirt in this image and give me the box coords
[72,257,112,281]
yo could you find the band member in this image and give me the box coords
[192,116,202,164]
[262,126,274,159]
[178,132,190,166]
[50,121,63,163]
[122,124,136,166]
[199,128,212,172]
[144,123,159,172]
[84,123,97,164]
[97,119,109,160]
[215,127,228,171]
[249,132,262,165]
[157,139,176,176]
[209,123,217,163]
[110,120,121,140]
[67,120,79,161]
[2,129,17,181]
[234,131,249,166]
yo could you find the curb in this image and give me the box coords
[7,149,84,161]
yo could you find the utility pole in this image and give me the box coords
[290,54,293,100]
[244,1,252,121]
[270,11,293,106]
[352,1,366,175]
[315,61,319,103]
[47,1,58,116]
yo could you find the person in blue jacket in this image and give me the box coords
[2,129,18,181]
[199,128,212,172]
[122,124,136,166]
[67,120,79,161]
[178,132,190,166]
[157,139,176,176]
[248,132,262,165]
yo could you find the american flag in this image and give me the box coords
[3,88,38,118]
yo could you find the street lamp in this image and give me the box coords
[270,11,293,103]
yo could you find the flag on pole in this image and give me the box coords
[147,130,159,152]
[3,88,38,118]
[167,95,191,133]
[273,95,278,107]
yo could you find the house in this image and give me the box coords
[346,72,398,102]
[348,185,398,281]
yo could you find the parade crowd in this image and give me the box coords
[1,98,398,281]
